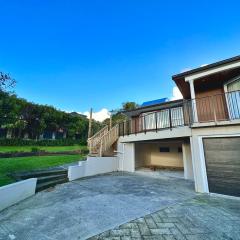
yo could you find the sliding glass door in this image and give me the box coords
[227,78,240,119]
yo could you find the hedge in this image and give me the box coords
[0,138,87,146]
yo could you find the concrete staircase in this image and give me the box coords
[12,169,69,192]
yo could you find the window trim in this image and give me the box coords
[223,75,240,93]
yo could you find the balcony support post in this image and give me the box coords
[211,96,217,123]
[189,79,198,123]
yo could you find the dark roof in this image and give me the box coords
[172,55,240,99]
[122,99,183,117]
[141,98,168,107]
[172,55,240,79]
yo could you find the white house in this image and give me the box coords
[88,55,240,198]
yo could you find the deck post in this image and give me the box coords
[155,112,158,132]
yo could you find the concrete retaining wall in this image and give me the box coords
[0,178,37,212]
[68,156,118,181]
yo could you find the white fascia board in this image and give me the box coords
[185,61,240,82]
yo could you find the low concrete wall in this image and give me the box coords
[0,178,37,212]
[68,156,118,181]
[68,162,86,181]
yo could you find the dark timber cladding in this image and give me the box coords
[203,137,240,197]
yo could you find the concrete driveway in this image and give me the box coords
[0,172,195,240]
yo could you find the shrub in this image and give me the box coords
[31,147,40,153]
[81,149,89,155]
[0,138,87,146]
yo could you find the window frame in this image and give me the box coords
[223,75,240,120]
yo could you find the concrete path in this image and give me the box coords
[89,195,240,240]
[0,172,195,240]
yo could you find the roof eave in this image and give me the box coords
[172,55,240,80]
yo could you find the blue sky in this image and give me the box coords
[0,0,240,119]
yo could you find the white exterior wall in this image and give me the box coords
[190,136,209,193]
[68,156,118,181]
[182,143,194,180]
[0,178,37,212]
[118,142,135,172]
[190,125,240,193]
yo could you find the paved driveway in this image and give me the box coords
[0,172,195,240]
[90,195,240,240]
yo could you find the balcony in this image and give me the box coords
[118,90,240,137]
[119,105,188,137]
[190,90,240,127]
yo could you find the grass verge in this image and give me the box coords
[0,145,88,153]
[0,154,85,187]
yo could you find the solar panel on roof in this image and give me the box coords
[141,98,169,107]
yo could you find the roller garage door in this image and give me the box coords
[203,137,240,197]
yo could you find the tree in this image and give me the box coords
[122,102,138,111]
[0,72,16,91]
[0,73,103,142]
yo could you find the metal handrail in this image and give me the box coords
[118,105,186,137]
[118,90,240,136]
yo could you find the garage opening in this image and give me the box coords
[134,139,192,180]
[203,137,240,197]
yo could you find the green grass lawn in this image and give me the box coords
[0,154,85,187]
[0,145,88,153]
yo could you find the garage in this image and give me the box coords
[135,141,183,176]
[203,137,240,197]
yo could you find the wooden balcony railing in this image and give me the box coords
[189,90,240,124]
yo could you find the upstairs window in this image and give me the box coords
[227,77,240,92]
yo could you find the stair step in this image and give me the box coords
[37,174,68,184]
[15,169,68,179]
[36,178,68,192]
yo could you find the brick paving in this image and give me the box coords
[88,195,240,240]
